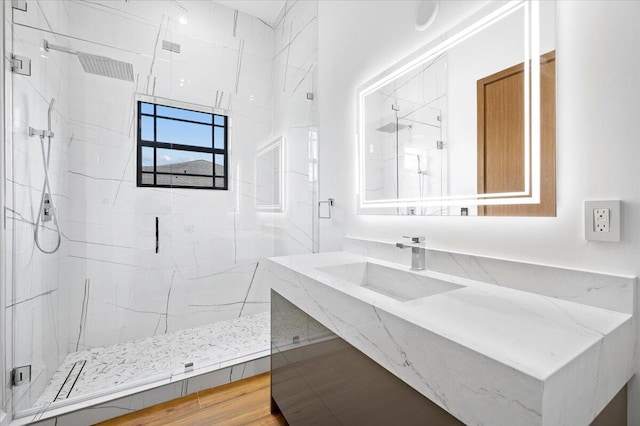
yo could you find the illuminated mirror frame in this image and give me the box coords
[357,0,544,210]
[255,137,285,212]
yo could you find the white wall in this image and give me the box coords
[318,0,640,421]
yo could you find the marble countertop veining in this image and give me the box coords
[265,251,635,426]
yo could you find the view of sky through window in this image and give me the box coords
[138,101,227,189]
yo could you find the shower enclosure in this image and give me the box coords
[364,54,448,215]
[2,0,318,423]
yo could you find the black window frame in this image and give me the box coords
[136,100,229,190]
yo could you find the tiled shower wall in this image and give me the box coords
[268,0,318,255]
[5,0,317,416]
[57,0,278,353]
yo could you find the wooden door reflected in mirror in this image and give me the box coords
[477,51,556,216]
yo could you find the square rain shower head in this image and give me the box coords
[76,52,134,82]
[375,122,411,133]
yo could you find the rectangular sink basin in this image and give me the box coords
[317,262,462,302]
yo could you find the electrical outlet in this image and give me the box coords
[593,208,610,232]
[585,201,621,242]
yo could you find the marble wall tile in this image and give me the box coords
[263,0,318,258]
[55,0,282,355]
[7,0,317,419]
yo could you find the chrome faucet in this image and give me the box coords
[396,236,426,271]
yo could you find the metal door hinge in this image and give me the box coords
[11,365,31,387]
[11,55,31,76]
[436,140,444,150]
[12,0,27,12]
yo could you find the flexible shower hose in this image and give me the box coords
[34,132,61,254]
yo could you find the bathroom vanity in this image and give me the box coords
[267,251,635,425]
[271,290,463,425]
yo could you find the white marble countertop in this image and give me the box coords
[265,251,635,425]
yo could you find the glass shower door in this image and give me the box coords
[6,0,319,421]
[7,0,176,418]
[397,104,447,216]
[8,0,71,416]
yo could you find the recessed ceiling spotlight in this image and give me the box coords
[178,16,188,25]
[415,0,439,31]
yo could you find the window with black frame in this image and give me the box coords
[137,100,228,190]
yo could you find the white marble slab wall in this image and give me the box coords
[7,1,72,413]
[4,0,318,416]
[57,0,280,353]
[261,0,318,256]
[344,237,636,315]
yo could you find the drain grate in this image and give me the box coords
[54,360,86,401]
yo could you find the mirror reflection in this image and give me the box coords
[256,137,284,212]
[358,1,556,216]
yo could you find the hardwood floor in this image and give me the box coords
[96,372,287,426]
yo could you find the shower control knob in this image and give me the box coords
[43,194,52,222]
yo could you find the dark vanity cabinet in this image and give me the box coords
[270,291,463,425]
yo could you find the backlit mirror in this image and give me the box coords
[256,137,284,212]
[357,0,555,216]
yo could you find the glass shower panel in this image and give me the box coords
[7,0,319,422]
[160,0,319,379]
[267,0,319,256]
[9,1,176,419]
[159,14,272,379]
[8,1,72,416]
[391,52,448,216]
[397,112,448,216]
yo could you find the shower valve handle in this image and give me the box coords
[28,127,54,138]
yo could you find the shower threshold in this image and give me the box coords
[16,312,270,424]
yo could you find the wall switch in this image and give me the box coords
[585,200,621,242]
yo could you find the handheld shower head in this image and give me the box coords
[47,98,56,133]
